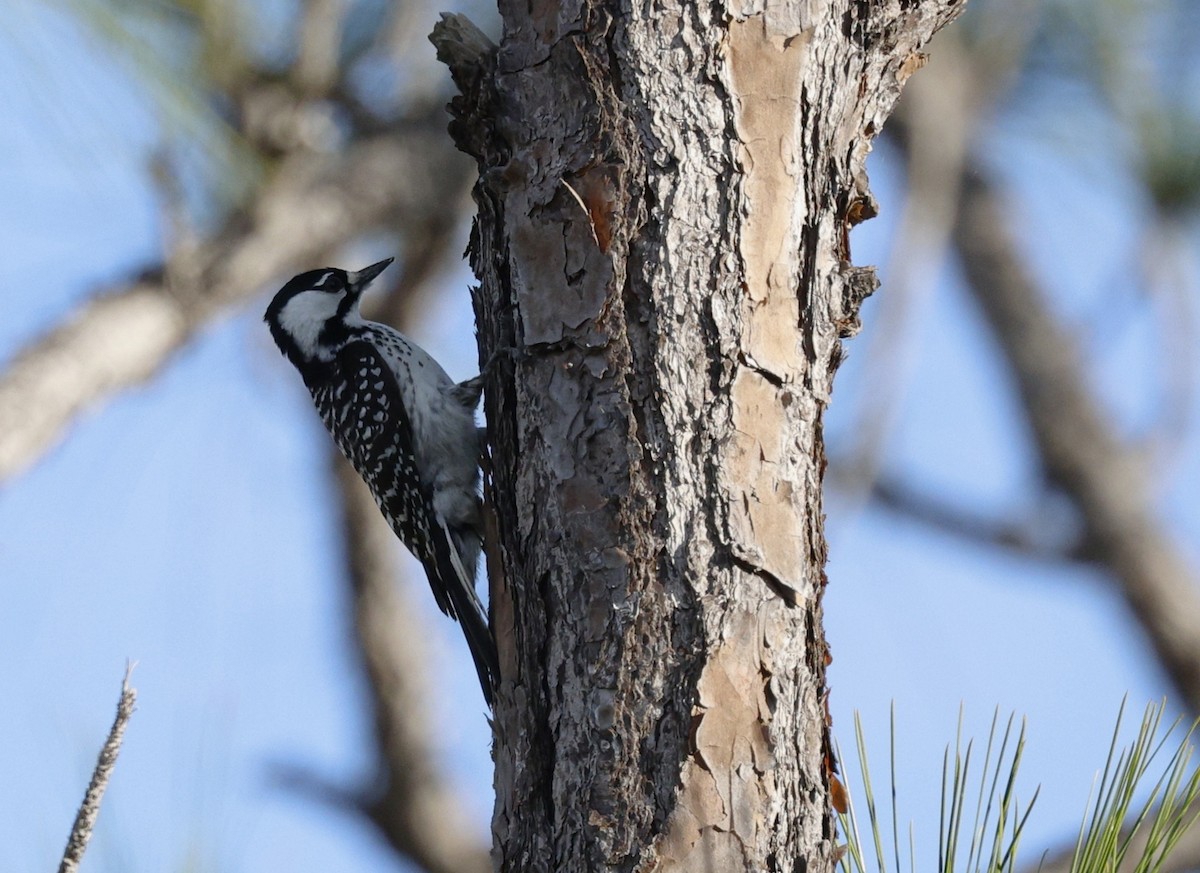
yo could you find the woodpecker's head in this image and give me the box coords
[265,258,393,368]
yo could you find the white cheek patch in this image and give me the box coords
[278,290,342,357]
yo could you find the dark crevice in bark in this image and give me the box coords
[732,554,804,607]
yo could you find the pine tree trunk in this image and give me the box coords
[434,2,962,869]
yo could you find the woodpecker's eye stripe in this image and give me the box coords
[312,270,342,290]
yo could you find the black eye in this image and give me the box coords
[313,271,344,293]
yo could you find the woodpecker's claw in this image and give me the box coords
[481,345,524,375]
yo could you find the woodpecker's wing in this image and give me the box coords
[311,340,497,701]
[315,341,440,594]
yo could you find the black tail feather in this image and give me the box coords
[429,517,498,707]
[455,591,499,708]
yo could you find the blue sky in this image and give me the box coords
[1,3,1193,872]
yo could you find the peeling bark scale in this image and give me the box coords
[434,1,962,870]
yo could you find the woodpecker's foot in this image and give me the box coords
[451,374,485,407]
[481,345,523,375]
[453,347,523,407]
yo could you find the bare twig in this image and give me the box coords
[58,664,138,873]
[11,6,481,872]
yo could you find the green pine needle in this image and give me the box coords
[836,701,1200,873]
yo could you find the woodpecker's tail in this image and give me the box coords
[430,517,499,707]
[455,590,499,709]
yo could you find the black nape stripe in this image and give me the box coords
[320,316,351,348]
[335,290,358,318]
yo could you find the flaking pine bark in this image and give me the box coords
[433,1,963,870]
